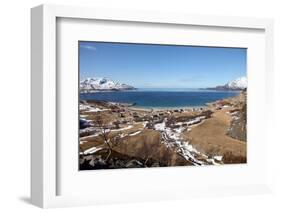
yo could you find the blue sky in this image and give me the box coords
[79,41,246,88]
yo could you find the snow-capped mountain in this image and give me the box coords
[80,77,136,92]
[208,76,247,91]
[224,76,247,90]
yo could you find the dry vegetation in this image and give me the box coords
[183,109,246,162]
[79,92,247,169]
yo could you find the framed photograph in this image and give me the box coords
[31,4,274,208]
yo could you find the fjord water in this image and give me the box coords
[80,89,239,108]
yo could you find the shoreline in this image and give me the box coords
[82,99,209,112]
[128,105,207,112]
[80,90,242,112]
[80,91,244,114]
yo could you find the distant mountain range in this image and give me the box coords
[206,76,247,91]
[80,76,247,92]
[80,77,136,92]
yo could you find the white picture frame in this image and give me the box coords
[31,4,274,208]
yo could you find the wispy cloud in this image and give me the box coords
[80,44,97,51]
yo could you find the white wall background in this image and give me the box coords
[0,0,280,212]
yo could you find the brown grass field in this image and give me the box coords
[183,108,246,162]
[79,91,247,169]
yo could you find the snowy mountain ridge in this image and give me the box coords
[225,76,247,90]
[207,76,247,91]
[80,77,135,92]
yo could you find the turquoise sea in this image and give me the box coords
[80,89,239,108]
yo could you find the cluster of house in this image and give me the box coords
[110,107,127,119]
[109,105,210,131]
[131,111,165,122]
[209,99,233,110]
[80,100,213,139]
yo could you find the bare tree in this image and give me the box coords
[96,114,112,161]
[111,134,122,147]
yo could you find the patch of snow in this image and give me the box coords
[206,158,221,165]
[154,120,203,165]
[83,147,103,155]
[79,127,96,134]
[173,116,205,128]
[80,132,100,140]
[80,140,87,145]
[184,143,200,154]
[154,122,166,131]
[112,133,127,139]
[129,131,141,136]
[175,122,183,125]
[186,116,205,126]
[85,107,109,112]
[142,121,148,127]
[80,104,91,110]
[233,116,240,120]
[214,156,223,161]
[80,103,109,112]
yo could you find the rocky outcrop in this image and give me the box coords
[227,103,247,142]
